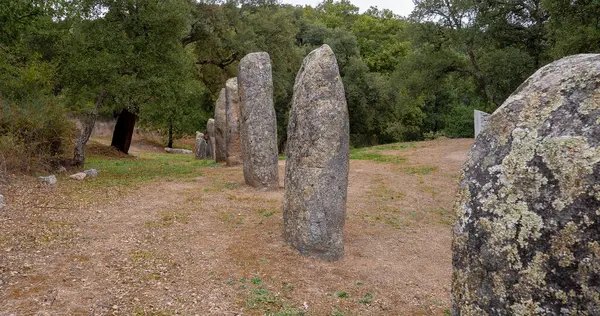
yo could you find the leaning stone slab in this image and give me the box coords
[69,172,87,181]
[39,175,57,185]
[214,89,227,162]
[474,110,490,138]
[164,148,192,154]
[195,132,208,160]
[283,45,350,261]
[238,52,279,189]
[207,118,216,160]
[225,77,243,166]
[452,54,600,315]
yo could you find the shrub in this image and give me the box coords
[0,99,74,177]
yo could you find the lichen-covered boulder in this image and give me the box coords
[452,54,600,315]
[207,118,216,161]
[283,45,349,261]
[225,77,242,167]
[238,52,279,189]
[214,89,227,162]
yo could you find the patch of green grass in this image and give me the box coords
[359,292,373,304]
[335,291,349,298]
[257,209,276,217]
[246,288,281,309]
[370,143,417,151]
[251,277,262,285]
[405,166,438,175]
[350,148,406,164]
[85,153,217,188]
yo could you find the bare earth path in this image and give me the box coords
[0,138,473,315]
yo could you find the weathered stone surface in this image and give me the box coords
[283,45,350,261]
[195,132,208,160]
[39,175,57,185]
[225,77,242,166]
[69,172,87,180]
[207,118,216,160]
[238,52,279,189]
[164,148,192,154]
[84,169,99,177]
[452,54,600,315]
[214,89,227,162]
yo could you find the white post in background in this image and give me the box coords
[474,110,491,138]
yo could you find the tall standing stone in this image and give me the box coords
[225,78,243,166]
[452,54,600,315]
[195,132,208,160]
[283,45,349,261]
[238,52,279,189]
[214,89,227,162]
[207,118,216,161]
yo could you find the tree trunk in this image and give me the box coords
[111,108,137,154]
[167,120,173,148]
[73,91,106,166]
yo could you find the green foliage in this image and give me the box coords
[1,0,599,174]
[0,101,74,174]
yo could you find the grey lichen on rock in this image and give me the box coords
[238,52,279,189]
[283,44,349,261]
[214,89,227,163]
[452,54,600,315]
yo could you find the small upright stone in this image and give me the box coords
[225,78,242,166]
[452,54,600,315]
[214,89,227,163]
[195,132,208,160]
[207,118,216,160]
[238,52,279,189]
[283,45,349,261]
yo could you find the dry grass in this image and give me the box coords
[0,138,473,315]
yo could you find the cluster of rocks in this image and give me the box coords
[38,168,100,184]
[206,53,280,188]
[69,169,99,181]
[452,54,600,314]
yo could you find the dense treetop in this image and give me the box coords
[1,0,599,154]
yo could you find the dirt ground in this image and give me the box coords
[0,138,473,315]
